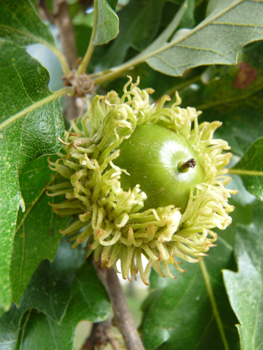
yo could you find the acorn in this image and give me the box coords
[115,124,204,213]
[47,77,235,284]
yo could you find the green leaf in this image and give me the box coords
[98,0,263,85]
[75,25,93,58]
[179,41,263,156]
[26,42,64,93]
[231,138,263,200]
[18,260,72,323]
[59,260,111,323]
[0,303,25,349]
[93,0,119,45]
[11,157,72,305]
[0,39,66,309]
[0,240,110,350]
[223,200,263,350]
[177,0,195,29]
[17,237,87,322]
[100,0,167,68]
[140,238,239,350]
[145,0,263,76]
[18,310,71,350]
[107,0,118,11]
[0,0,56,48]
[17,264,110,350]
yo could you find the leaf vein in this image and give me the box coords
[175,44,235,62]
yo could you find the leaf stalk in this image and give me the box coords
[49,45,71,75]
[227,169,263,177]
[77,0,98,75]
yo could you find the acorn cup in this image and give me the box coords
[47,77,236,284]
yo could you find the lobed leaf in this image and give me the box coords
[16,260,110,350]
[179,40,263,156]
[145,0,263,76]
[223,200,263,350]
[98,0,263,85]
[0,239,111,350]
[0,39,65,309]
[11,157,72,305]
[17,237,87,323]
[140,238,239,350]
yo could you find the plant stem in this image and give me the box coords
[81,320,119,350]
[38,0,69,75]
[93,58,142,86]
[54,0,79,119]
[54,0,78,68]
[92,1,188,86]
[77,0,98,75]
[95,263,145,350]
[48,45,71,76]
[227,169,263,176]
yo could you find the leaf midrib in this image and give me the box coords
[0,87,73,131]
[0,24,53,49]
[15,176,55,236]
[197,82,263,111]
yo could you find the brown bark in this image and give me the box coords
[81,320,119,350]
[54,0,79,119]
[95,264,146,350]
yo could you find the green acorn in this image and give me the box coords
[115,124,204,213]
[47,77,235,284]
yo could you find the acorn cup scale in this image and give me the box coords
[47,77,236,284]
[115,124,204,213]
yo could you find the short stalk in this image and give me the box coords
[49,45,70,76]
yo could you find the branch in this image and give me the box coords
[39,0,55,24]
[95,263,145,350]
[54,0,78,68]
[54,0,79,119]
[81,320,119,350]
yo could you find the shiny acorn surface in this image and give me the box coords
[115,124,204,212]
